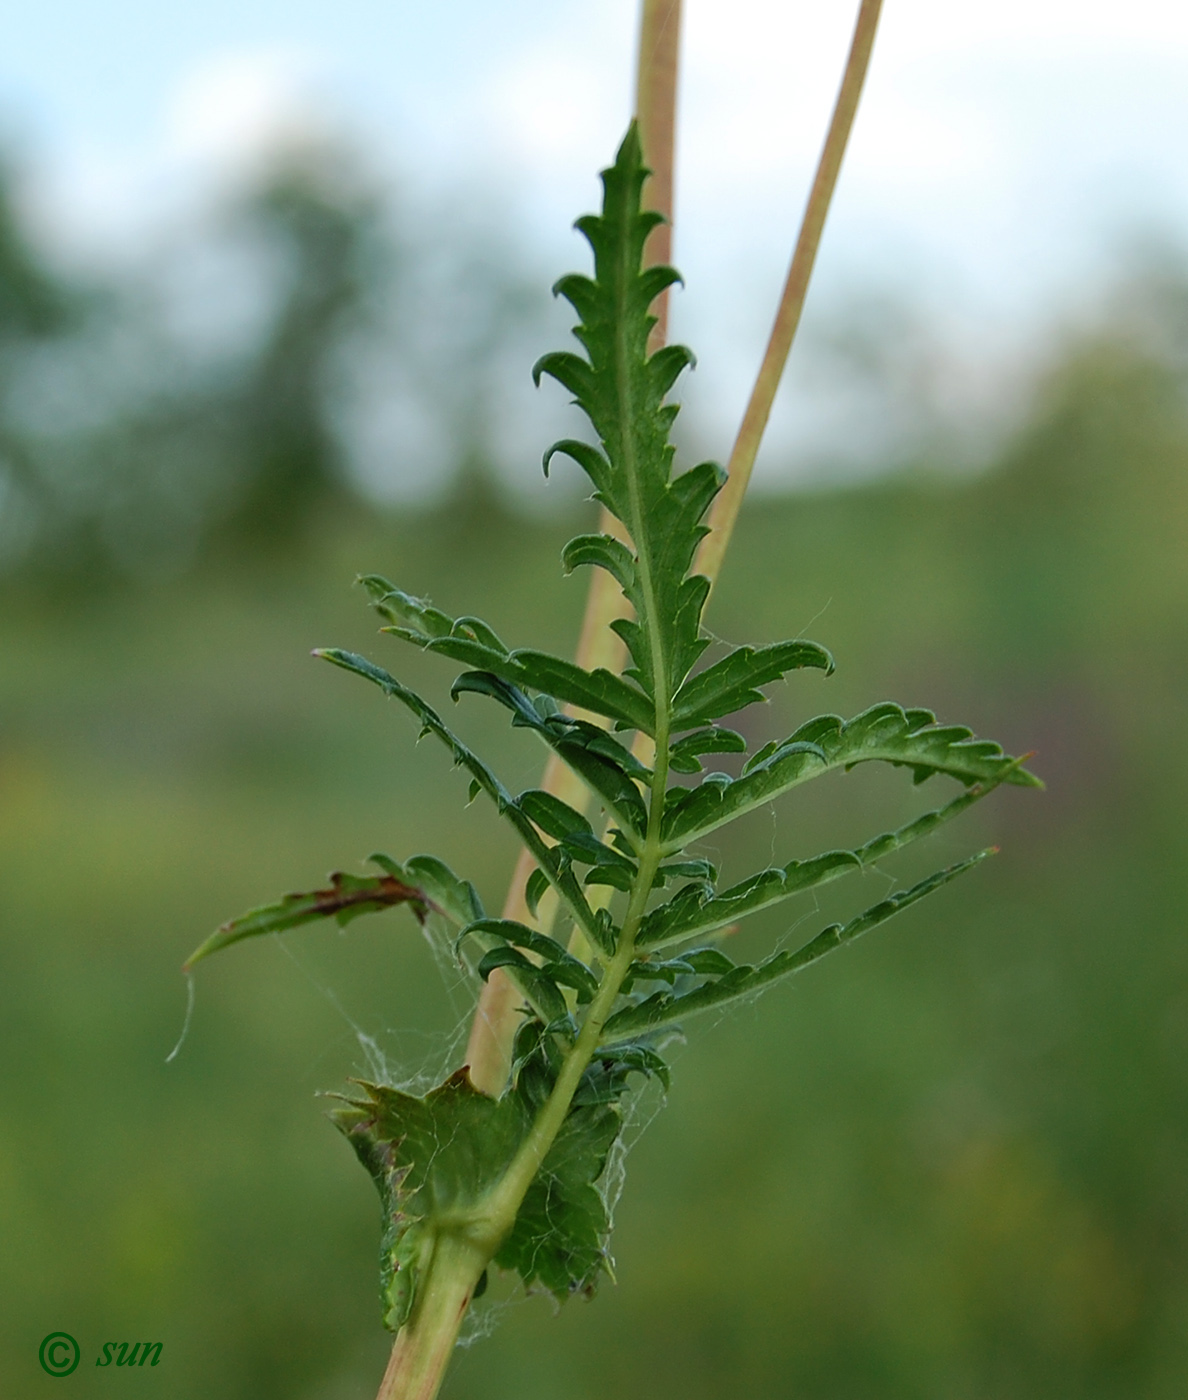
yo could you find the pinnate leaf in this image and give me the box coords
[533,127,725,706]
[667,725,747,774]
[473,947,573,1025]
[198,126,1045,1354]
[671,638,834,730]
[315,648,611,954]
[184,861,435,970]
[662,702,1041,849]
[335,1052,634,1320]
[602,853,992,1044]
[561,532,638,595]
[491,1091,623,1299]
[639,772,1010,951]
[525,867,551,919]
[463,917,599,1005]
[452,671,648,839]
[519,789,596,842]
[333,1072,531,1329]
[361,576,655,732]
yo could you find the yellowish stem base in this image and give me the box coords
[375,1234,488,1400]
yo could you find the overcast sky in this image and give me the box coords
[6,1,1188,482]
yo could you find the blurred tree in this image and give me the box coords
[216,153,379,543]
[0,153,78,568]
[0,142,391,578]
[0,165,69,338]
[0,132,551,586]
[76,146,385,569]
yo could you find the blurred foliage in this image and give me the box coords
[0,152,80,566]
[0,147,373,574]
[2,264,1187,1397]
[0,143,545,582]
[222,161,379,541]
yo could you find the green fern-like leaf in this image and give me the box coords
[601,853,992,1045]
[362,578,655,733]
[192,126,1041,1351]
[535,126,725,710]
[182,854,483,970]
[662,703,1041,850]
[314,647,614,954]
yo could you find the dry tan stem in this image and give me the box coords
[635,0,682,350]
[695,0,883,585]
[464,0,684,1096]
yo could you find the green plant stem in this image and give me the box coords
[695,0,883,585]
[477,896,645,1232]
[481,702,672,1230]
[380,200,684,1375]
[376,700,674,1400]
[465,0,683,1098]
[373,1233,488,1400]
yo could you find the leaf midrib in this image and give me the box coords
[662,743,1017,851]
[608,195,667,726]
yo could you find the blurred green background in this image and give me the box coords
[2,129,1187,1400]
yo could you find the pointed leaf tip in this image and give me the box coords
[184,867,434,971]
